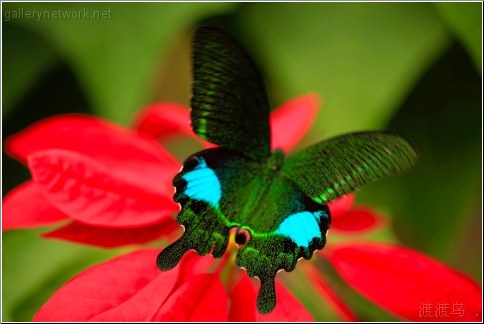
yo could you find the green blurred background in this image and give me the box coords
[2,2,482,321]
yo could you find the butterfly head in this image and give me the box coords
[266,149,285,172]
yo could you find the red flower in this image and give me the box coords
[3,95,482,321]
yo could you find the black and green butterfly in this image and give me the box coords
[157,26,417,314]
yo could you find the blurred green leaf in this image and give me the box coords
[434,2,482,72]
[2,24,56,117]
[357,43,482,276]
[240,3,450,141]
[2,229,126,321]
[4,2,236,125]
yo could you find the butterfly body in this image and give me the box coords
[157,26,418,314]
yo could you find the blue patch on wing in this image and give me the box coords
[181,158,222,206]
[275,211,326,248]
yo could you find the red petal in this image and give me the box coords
[228,273,314,321]
[256,281,314,322]
[270,94,321,152]
[302,264,357,321]
[153,273,228,321]
[328,194,355,216]
[327,243,482,321]
[34,249,176,322]
[134,102,215,148]
[134,102,193,139]
[34,249,212,322]
[5,114,180,186]
[28,149,178,228]
[228,273,257,322]
[42,218,180,248]
[331,207,384,233]
[2,181,68,230]
[176,252,216,289]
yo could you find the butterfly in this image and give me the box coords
[157,26,418,314]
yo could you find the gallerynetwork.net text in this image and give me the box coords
[4,8,112,22]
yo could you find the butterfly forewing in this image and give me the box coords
[282,132,418,204]
[191,27,271,160]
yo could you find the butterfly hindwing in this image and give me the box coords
[282,131,418,204]
[157,148,331,313]
[157,150,239,271]
[235,174,330,314]
[191,26,271,160]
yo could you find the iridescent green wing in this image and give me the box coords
[157,148,261,271]
[282,132,418,204]
[157,148,331,314]
[233,169,331,315]
[191,26,271,160]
